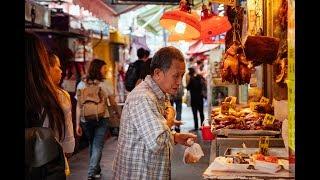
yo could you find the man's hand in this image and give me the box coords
[174,120,183,126]
[174,133,197,146]
[165,105,176,128]
[76,125,82,137]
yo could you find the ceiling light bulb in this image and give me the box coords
[175,22,186,34]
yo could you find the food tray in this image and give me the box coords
[224,148,288,158]
[203,157,293,179]
[214,128,281,137]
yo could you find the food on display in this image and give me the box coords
[244,36,280,65]
[274,52,288,84]
[211,96,282,131]
[221,41,253,85]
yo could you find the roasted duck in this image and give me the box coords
[221,41,253,84]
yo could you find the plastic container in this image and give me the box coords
[201,119,215,141]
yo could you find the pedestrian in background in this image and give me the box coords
[187,67,205,130]
[25,31,66,180]
[75,59,121,180]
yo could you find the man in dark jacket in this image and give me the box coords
[187,68,205,130]
[124,48,149,92]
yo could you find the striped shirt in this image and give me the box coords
[112,75,174,180]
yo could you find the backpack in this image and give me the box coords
[77,80,107,120]
[124,60,143,92]
[25,127,66,180]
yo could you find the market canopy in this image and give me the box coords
[74,0,142,27]
[187,40,219,55]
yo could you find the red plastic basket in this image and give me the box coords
[201,125,215,141]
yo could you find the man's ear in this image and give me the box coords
[153,68,162,80]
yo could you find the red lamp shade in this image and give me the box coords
[160,9,201,41]
[200,16,231,42]
[167,32,197,42]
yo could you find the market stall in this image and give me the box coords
[200,0,294,179]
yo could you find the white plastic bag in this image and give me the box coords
[183,139,204,164]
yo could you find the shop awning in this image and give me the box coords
[187,40,219,55]
[74,0,141,27]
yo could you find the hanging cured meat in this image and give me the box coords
[244,36,280,65]
[274,49,288,85]
[220,41,252,85]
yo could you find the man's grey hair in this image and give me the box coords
[150,46,185,75]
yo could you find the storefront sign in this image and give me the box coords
[210,0,237,6]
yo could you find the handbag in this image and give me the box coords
[25,127,66,180]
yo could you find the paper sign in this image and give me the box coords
[259,136,270,155]
[263,113,275,126]
[249,102,260,112]
[260,96,270,104]
[224,96,237,104]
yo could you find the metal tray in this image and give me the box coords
[214,129,281,137]
[224,148,288,158]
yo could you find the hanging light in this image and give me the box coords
[175,21,187,34]
[167,32,196,42]
[198,3,231,44]
[160,0,201,41]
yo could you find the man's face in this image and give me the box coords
[156,60,185,95]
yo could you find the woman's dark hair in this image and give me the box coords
[25,31,65,141]
[150,46,184,75]
[86,59,106,81]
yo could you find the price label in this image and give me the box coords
[230,96,237,104]
[259,136,270,155]
[260,96,270,104]
[249,102,260,112]
[263,113,275,126]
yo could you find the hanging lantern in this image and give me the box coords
[160,0,201,41]
[199,3,231,44]
[167,29,199,42]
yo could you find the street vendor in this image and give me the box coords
[112,46,197,180]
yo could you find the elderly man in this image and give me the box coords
[112,47,197,180]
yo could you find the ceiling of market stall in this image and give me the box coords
[32,0,211,35]
[102,0,142,15]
